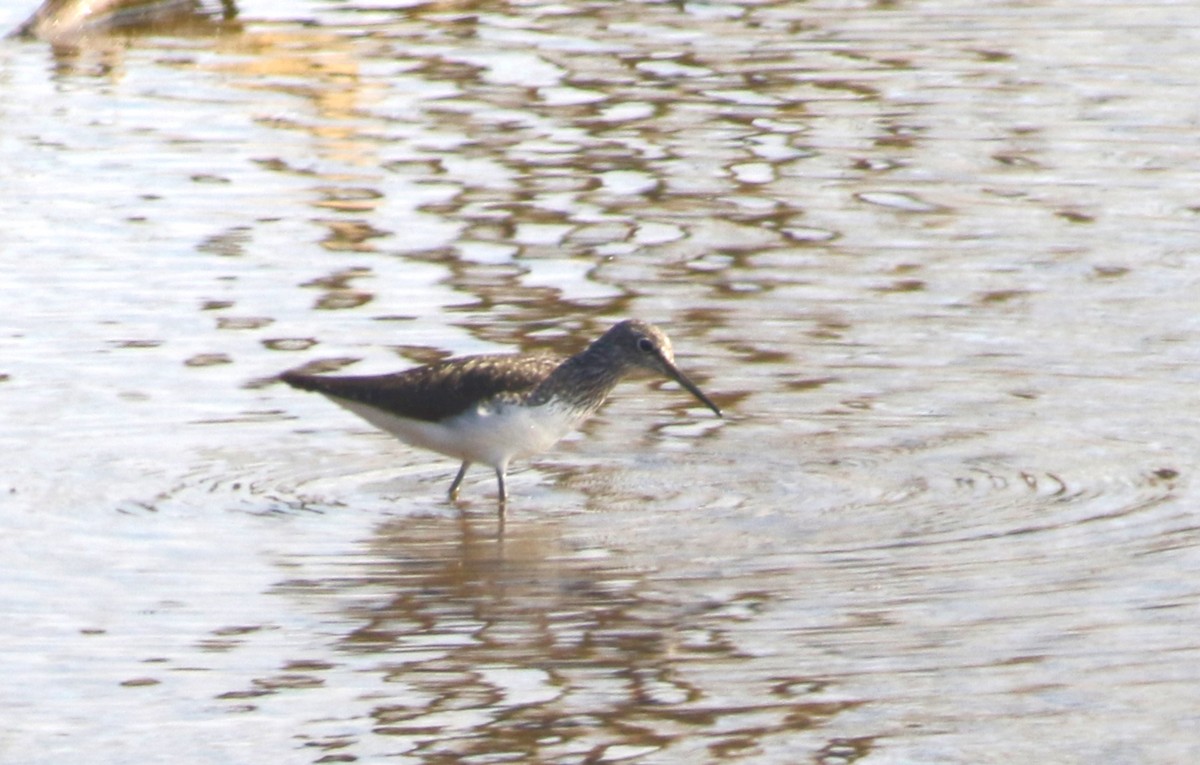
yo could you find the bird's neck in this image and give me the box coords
[528,342,629,416]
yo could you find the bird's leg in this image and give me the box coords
[495,467,508,505]
[448,461,470,500]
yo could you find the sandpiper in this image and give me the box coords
[280,319,722,504]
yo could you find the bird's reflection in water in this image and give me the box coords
[272,510,856,762]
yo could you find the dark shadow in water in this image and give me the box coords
[10,0,239,46]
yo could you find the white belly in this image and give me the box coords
[332,397,581,469]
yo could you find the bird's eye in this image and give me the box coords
[637,337,654,353]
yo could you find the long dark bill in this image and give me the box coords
[663,360,723,417]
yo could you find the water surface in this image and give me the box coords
[3,0,1200,762]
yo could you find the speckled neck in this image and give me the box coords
[527,330,634,415]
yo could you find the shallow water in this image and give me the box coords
[4,0,1200,762]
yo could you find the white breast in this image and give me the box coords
[331,397,582,469]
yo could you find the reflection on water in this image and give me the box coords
[257,514,859,761]
[5,0,1200,762]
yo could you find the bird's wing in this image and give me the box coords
[281,354,562,423]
